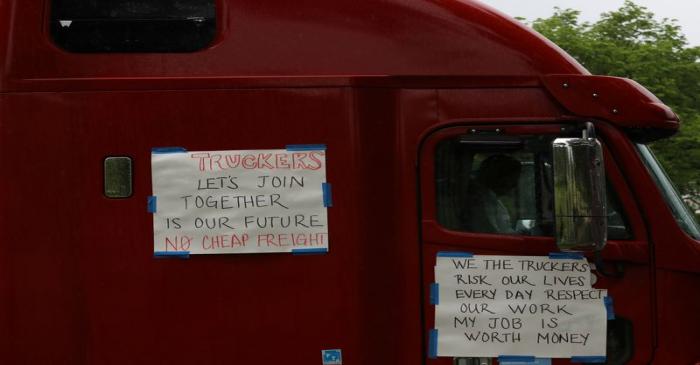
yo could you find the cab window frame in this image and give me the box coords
[419,123,643,254]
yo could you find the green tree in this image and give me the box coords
[530,1,700,197]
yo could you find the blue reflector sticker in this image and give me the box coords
[321,349,342,365]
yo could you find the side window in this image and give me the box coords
[435,135,632,239]
[50,0,217,52]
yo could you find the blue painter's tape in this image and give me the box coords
[437,251,473,258]
[292,248,328,255]
[153,251,190,259]
[604,296,615,320]
[147,196,157,213]
[570,356,606,363]
[322,183,333,207]
[286,144,327,151]
[501,359,551,365]
[498,355,536,363]
[321,349,342,365]
[430,283,439,305]
[151,147,187,154]
[549,252,585,260]
[428,329,438,359]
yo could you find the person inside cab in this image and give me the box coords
[462,154,522,234]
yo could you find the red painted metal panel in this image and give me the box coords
[418,120,655,364]
[541,75,679,133]
[595,123,700,364]
[0,0,698,364]
[653,269,700,364]
[349,89,436,363]
[2,0,586,92]
[0,89,367,364]
[596,123,700,274]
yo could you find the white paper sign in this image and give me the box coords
[151,148,329,254]
[434,255,607,358]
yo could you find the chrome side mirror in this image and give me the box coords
[552,124,607,252]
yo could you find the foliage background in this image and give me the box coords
[524,1,700,209]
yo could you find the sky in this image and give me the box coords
[479,0,700,46]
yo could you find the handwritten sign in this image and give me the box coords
[433,255,607,359]
[150,148,329,254]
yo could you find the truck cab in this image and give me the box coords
[1,0,698,364]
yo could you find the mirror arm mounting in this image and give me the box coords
[583,121,596,139]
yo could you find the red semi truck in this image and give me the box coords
[1,0,699,364]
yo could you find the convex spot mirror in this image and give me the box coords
[552,129,607,252]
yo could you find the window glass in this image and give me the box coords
[435,135,631,239]
[51,0,216,52]
[636,144,700,239]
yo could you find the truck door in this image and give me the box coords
[419,124,653,364]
